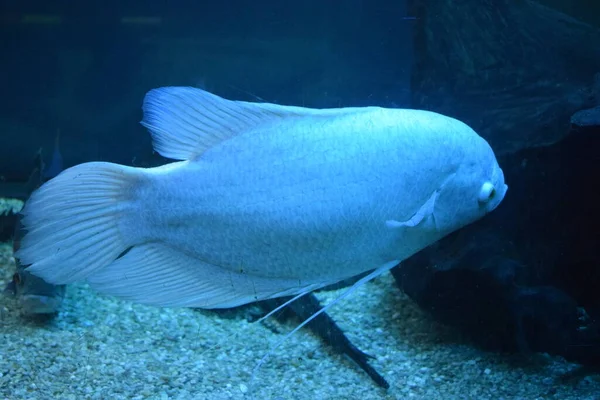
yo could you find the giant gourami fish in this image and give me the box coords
[16,87,507,310]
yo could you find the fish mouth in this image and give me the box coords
[19,295,63,315]
[491,183,508,211]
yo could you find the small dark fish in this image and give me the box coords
[4,268,65,315]
[261,293,390,389]
[3,137,66,316]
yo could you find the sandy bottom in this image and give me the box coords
[0,242,598,400]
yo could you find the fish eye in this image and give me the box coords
[478,182,496,204]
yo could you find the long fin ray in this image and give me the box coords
[253,290,312,325]
[196,288,316,363]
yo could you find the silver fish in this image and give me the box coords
[16,87,507,309]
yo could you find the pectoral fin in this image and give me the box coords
[386,191,438,229]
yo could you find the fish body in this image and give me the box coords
[16,87,507,309]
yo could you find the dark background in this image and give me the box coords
[0,0,414,180]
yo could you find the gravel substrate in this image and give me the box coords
[0,241,598,400]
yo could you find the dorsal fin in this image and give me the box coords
[141,87,314,160]
[140,86,369,160]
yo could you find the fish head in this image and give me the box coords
[432,130,508,234]
[8,270,65,315]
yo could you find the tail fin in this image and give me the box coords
[15,162,139,285]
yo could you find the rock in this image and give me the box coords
[391,126,600,365]
[410,0,600,155]
[571,72,600,128]
[572,106,600,127]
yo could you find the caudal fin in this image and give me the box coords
[16,162,139,285]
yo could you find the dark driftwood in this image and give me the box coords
[410,0,600,154]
